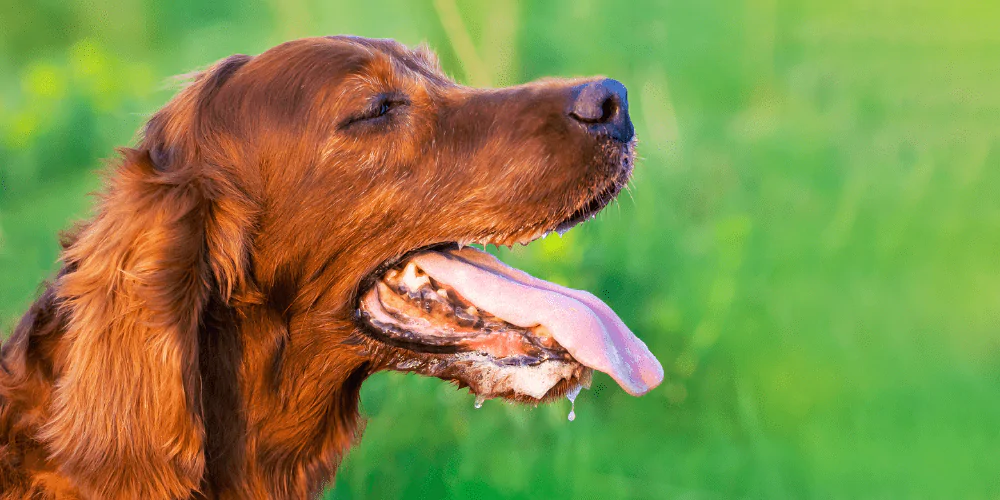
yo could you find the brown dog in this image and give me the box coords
[0,36,662,499]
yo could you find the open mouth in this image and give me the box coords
[354,168,663,404]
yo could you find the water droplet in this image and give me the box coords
[566,384,583,422]
[474,395,485,409]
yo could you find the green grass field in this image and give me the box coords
[2,1,999,498]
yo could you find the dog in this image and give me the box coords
[0,36,662,499]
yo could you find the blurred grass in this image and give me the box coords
[2,0,1000,498]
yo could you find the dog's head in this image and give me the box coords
[43,36,661,497]
[149,35,661,401]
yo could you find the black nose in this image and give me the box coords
[568,78,634,143]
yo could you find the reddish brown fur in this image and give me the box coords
[0,36,633,499]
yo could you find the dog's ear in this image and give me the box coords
[40,55,254,499]
[143,54,258,304]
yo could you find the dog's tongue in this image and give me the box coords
[411,247,663,396]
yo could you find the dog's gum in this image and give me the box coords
[453,304,481,328]
[376,282,463,333]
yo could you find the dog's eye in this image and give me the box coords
[376,101,393,117]
[345,95,408,128]
[371,98,406,118]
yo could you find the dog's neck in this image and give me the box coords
[0,281,370,499]
[196,291,371,499]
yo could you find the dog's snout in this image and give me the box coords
[568,78,634,143]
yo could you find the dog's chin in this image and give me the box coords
[556,138,635,231]
[351,147,660,405]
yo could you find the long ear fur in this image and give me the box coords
[39,55,254,499]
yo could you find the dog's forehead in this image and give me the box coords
[326,36,429,64]
[235,36,450,111]
[325,35,450,84]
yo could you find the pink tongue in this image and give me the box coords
[411,247,663,396]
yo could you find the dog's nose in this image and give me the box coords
[568,78,634,143]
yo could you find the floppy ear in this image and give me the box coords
[40,55,254,499]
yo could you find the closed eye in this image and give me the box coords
[343,94,409,128]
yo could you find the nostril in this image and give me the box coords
[599,96,618,123]
[569,81,618,124]
[570,94,619,124]
[568,78,633,142]
[569,79,628,123]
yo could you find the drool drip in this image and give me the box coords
[566,384,583,421]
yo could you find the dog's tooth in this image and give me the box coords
[533,325,552,338]
[403,262,417,276]
[400,262,430,290]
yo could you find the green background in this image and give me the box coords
[2,1,998,498]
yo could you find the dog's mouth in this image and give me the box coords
[355,165,662,404]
